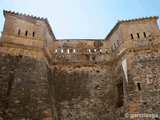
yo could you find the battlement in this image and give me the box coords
[1,10,160,65]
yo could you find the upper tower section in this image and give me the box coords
[105,16,160,57]
[106,16,159,40]
[1,10,56,50]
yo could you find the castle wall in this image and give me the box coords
[52,65,115,120]
[113,55,129,120]
[2,14,43,39]
[126,48,160,118]
[108,25,123,51]
[0,11,58,120]
[0,11,160,120]
[52,39,110,54]
[121,18,160,41]
[0,52,57,120]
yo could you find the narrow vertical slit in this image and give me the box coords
[25,31,28,36]
[33,32,35,37]
[73,49,76,54]
[143,32,146,37]
[18,29,20,35]
[131,34,134,39]
[137,83,141,90]
[137,33,140,38]
[99,49,102,53]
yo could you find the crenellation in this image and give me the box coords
[0,10,160,120]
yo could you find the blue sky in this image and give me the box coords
[0,0,160,39]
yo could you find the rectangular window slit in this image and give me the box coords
[61,49,64,53]
[18,29,20,35]
[100,49,102,53]
[55,49,58,54]
[143,32,146,37]
[73,49,76,54]
[131,34,134,39]
[137,33,140,38]
[67,49,70,54]
[25,31,28,36]
[105,49,108,53]
[137,83,141,90]
[88,49,91,54]
[33,32,36,37]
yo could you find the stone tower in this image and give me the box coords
[0,10,160,120]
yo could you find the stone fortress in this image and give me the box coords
[0,10,160,120]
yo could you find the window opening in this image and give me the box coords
[25,31,28,36]
[131,34,134,39]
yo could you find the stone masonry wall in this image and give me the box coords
[0,52,57,120]
[126,49,160,119]
[52,65,115,120]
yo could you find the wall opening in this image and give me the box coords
[105,49,108,53]
[143,32,146,37]
[61,49,64,53]
[55,49,58,54]
[18,29,21,35]
[33,32,36,37]
[117,40,119,45]
[137,83,141,91]
[67,49,70,54]
[100,49,102,53]
[25,31,28,36]
[88,49,91,54]
[131,34,134,39]
[73,49,76,54]
[137,33,140,38]
[116,82,124,108]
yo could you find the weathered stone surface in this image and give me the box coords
[0,53,56,120]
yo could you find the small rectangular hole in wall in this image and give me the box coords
[33,32,36,37]
[137,83,141,91]
[94,49,96,53]
[25,31,28,36]
[100,49,102,53]
[61,49,64,53]
[137,33,140,38]
[18,29,20,35]
[55,49,58,54]
[73,49,76,54]
[88,49,91,54]
[116,82,124,108]
[105,49,108,53]
[131,34,134,39]
[67,49,70,54]
[143,32,146,37]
